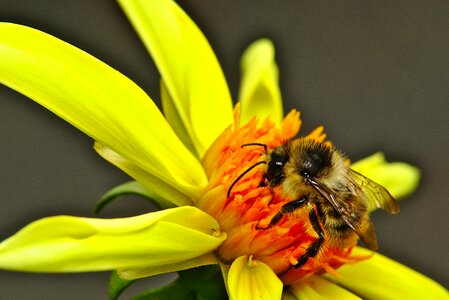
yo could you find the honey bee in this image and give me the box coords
[228,138,399,269]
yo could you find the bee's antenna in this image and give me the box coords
[241,143,267,152]
[226,143,268,198]
[227,161,267,198]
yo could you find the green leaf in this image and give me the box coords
[132,280,195,300]
[95,181,175,214]
[131,265,227,300]
[178,265,227,300]
[108,270,135,300]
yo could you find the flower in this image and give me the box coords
[0,0,447,299]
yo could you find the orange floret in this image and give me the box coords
[199,106,364,285]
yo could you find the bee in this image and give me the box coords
[227,138,399,269]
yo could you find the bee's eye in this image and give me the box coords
[273,154,285,166]
[267,152,289,186]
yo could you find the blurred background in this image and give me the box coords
[0,1,448,298]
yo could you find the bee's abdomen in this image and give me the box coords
[327,219,352,232]
[317,203,354,238]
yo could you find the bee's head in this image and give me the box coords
[266,145,290,186]
[265,139,339,188]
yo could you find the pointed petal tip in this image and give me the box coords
[239,38,283,126]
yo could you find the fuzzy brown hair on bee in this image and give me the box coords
[228,138,400,269]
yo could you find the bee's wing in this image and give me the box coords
[307,178,359,232]
[358,219,378,250]
[348,169,400,214]
[307,177,379,250]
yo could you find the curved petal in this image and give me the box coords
[351,152,420,199]
[290,275,361,300]
[95,143,199,206]
[118,253,217,280]
[228,256,283,300]
[325,247,449,300]
[160,80,199,158]
[238,39,283,125]
[118,0,233,157]
[0,207,226,272]
[0,23,207,197]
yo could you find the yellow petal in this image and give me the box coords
[219,261,231,296]
[118,0,233,157]
[351,152,420,199]
[325,247,449,300]
[282,291,299,300]
[290,275,361,300]
[228,256,283,300]
[118,253,217,280]
[0,207,226,272]
[0,23,207,197]
[95,143,197,206]
[239,39,283,125]
[160,80,199,158]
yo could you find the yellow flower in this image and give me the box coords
[0,0,446,299]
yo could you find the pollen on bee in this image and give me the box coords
[289,255,299,266]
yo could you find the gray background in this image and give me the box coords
[0,0,448,299]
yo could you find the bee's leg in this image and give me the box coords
[257,196,307,229]
[293,208,325,268]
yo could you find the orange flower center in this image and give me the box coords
[199,106,362,284]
